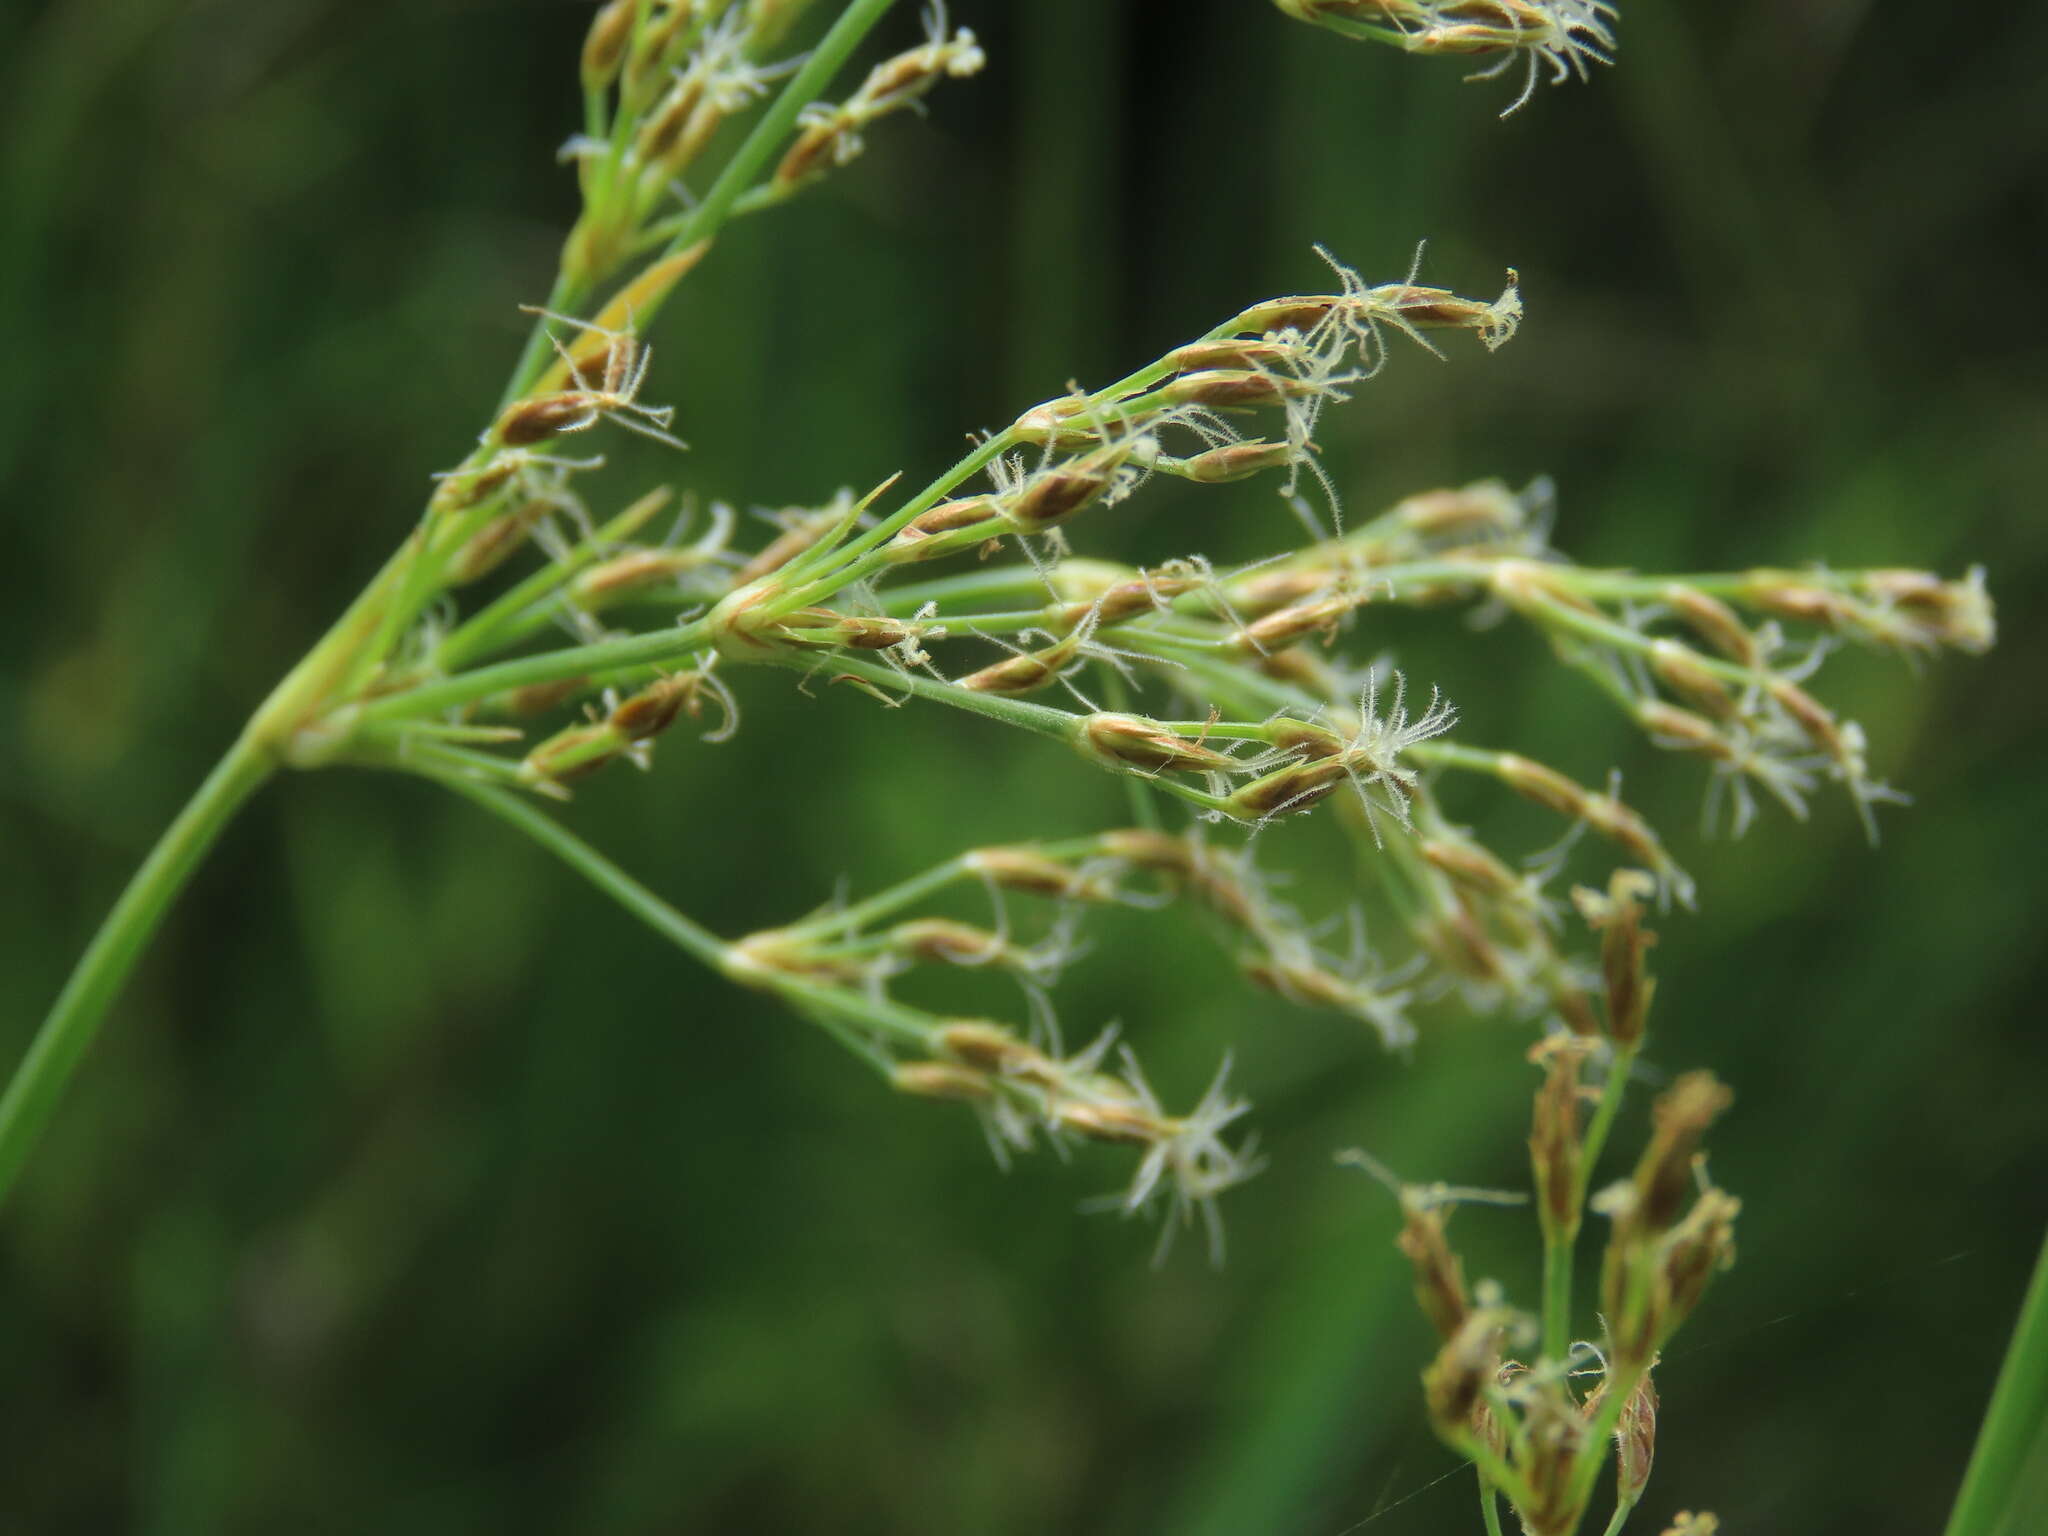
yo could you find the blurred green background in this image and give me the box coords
[3,1,2044,1531]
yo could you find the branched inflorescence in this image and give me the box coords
[1346,882,1736,1534]
[8,8,1997,1531]
[1272,0,1619,115]
[234,6,1989,1293]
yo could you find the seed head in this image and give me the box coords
[521,721,623,786]
[607,675,693,741]
[1423,1308,1508,1434]
[1395,479,1530,543]
[447,501,552,585]
[1047,559,1203,624]
[1864,565,1995,653]
[1604,1370,1660,1510]
[1571,869,1658,1048]
[1222,757,1350,821]
[890,918,1031,974]
[884,496,1002,561]
[955,637,1078,697]
[964,846,1118,902]
[1528,1033,1591,1242]
[891,1061,994,1101]
[1394,1199,1473,1342]
[773,7,984,189]
[1658,1187,1741,1331]
[493,313,681,451]
[1649,638,1737,719]
[574,548,700,603]
[502,677,588,717]
[1498,752,1589,819]
[1171,338,1296,373]
[581,0,637,93]
[1627,1072,1732,1237]
[1271,1,1618,117]
[1420,835,1521,901]
[1160,368,1328,411]
[726,500,848,587]
[938,1020,1039,1075]
[1664,584,1759,667]
[1170,440,1301,484]
[1237,591,1364,654]
[1078,713,1242,776]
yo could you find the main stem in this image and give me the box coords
[1541,1237,1575,1365]
[1545,1045,1638,1364]
[1479,1476,1506,1536]
[1944,1226,2048,1536]
[0,732,275,1204]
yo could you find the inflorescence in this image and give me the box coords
[15,6,1994,1532]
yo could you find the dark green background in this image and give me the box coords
[3,2,2044,1531]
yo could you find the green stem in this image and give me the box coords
[1098,668,1163,832]
[779,855,974,940]
[1447,1428,1536,1515]
[774,834,1117,942]
[878,566,1048,614]
[774,430,1018,605]
[1599,1496,1639,1536]
[1579,1047,1637,1191]
[769,649,1234,817]
[356,613,719,725]
[356,736,536,789]
[436,774,728,971]
[759,647,1079,742]
[1944,1227,2048,1536]
[434,774,936,1065]
[1514,582,1754,691]
[1541,1045,1638,1364]
[1542,1233,1575,1364]
[1479,1476,1507,1536]
[0,732,275,1206]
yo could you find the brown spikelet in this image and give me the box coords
[502,677,589,717]
[892,1062,994,1101]
[1665,585,1759,666]
[581,0,636,91]
[1397,1201,1472,1343]
[1080,714,1240,775]
[496,394,592,447]
[1498,753,1590,820]
[1171,338,1295,373]
[1174,441,1297,483]
[964,847,1114,901]
[1528,1035,1589,1244]
[1631,1073,1733,1235]
[607,676,690,741]
[1225,758,1349,819]
[1161,368,1320,410]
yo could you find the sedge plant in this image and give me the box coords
[6,4,2024,1532]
